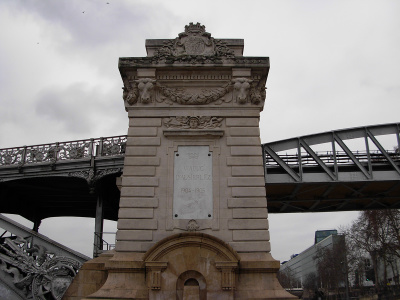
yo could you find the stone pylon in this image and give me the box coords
[64,23,296,300]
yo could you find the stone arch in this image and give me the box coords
[144,232,240,262]
[144,233,239,299]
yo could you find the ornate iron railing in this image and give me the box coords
[0,135,127,167]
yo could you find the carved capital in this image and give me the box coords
[145,261,168,290]
[215,261,238,291]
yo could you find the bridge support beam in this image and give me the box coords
[93,192,104,258]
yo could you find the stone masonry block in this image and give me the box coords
[228,219,269,230]
[122,177,159,187]
[232,187,266,197]
[124,157,160,166]
[228,177,265,186]
[127,127,158,137]
[229,127,260,136]
[230,146,262,156]
[123,166,156,176]
[231,166,264,176]
[137,68,156,77]
[233,230,270,241]
[115,241,143,252]
[121,187,155,197]
[232,68,251,77]
[127,137,161,146]
[117,219,158,230]
[129,118,161,127]
[226,118,259,127]
[116,230,153,241]
[227,198,267,208]
[232,208,268,219]
[230,241,271,252]
[227,156,263,166]
[118,208,154,219]
[119,197,158,208]
[125,146,157,156]
[227,137,261,146]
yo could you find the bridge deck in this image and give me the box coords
[0,123,399,221]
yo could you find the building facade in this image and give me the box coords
[280,231,343,287]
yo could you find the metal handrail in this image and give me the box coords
[265,150,400,167]
[0,135,127,167]
[93,231,116,257]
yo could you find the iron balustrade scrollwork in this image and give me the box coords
[0,233,82,300]
[0,135,127,167]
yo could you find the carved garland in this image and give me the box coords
[123,78,266,106]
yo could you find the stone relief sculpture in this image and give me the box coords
[120,23,268,107]
[122,78,138,105]
[137,78,156,104]
[163,116,223,129]
[232,78,253,104]
[0,236,81,300]
[123,78,267,106]
[153,22,235,61]
[186,219,200,231]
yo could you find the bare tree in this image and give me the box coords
[314,235,348,297]
[344,209,400,290]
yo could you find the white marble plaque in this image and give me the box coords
[173,146,212,219]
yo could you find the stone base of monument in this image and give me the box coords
[63,233,296,300]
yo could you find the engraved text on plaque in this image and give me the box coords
[173,146,212,219]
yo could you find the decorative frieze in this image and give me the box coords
[122,78,266,106]
[119,56,269,67]
[163,116,223,129]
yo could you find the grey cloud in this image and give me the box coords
[34,82,123,136]
[5,0,177,50]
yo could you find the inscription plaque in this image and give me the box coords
[173,146,212,219]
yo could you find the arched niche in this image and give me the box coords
[144,233,239,298]
[176,270,206,300]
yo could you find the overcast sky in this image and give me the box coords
[1,0,399,262]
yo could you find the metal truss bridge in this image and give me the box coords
[0,122,399,225]
[263,122,400,213]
